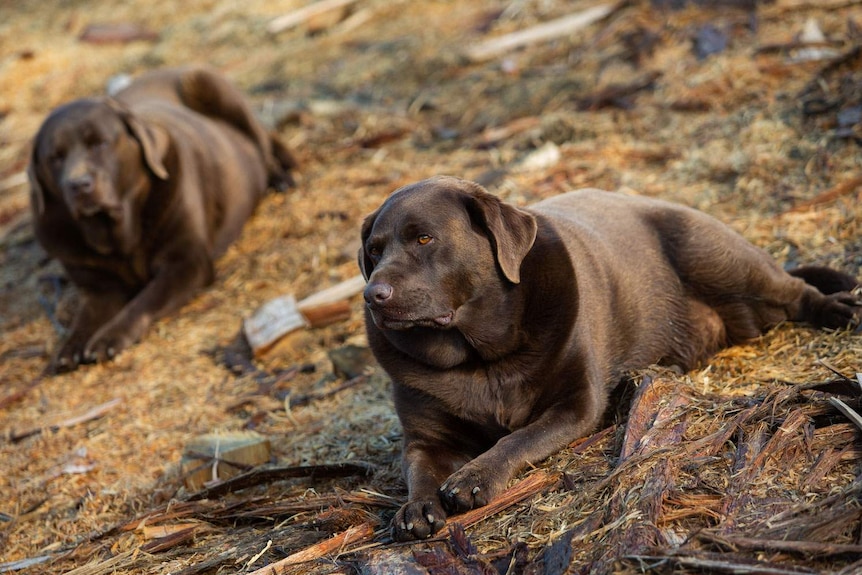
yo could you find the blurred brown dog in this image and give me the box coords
[359,176,861,541]
[29,65,296,372]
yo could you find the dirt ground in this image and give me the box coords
[2,1,862,574]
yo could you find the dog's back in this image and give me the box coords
[532,189,856,371]
[116,66,295,193]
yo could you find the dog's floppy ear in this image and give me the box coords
[27,144,46,216]
[358,209,380,281]
[107,99,170,180]
[463,181,537,284]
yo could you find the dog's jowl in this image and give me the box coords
[358,175,861,541]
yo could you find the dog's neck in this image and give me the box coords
[454,281,527,361]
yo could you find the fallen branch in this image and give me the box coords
[7,398,122,443]
[463,2,619,63]
[286,373,369,408]
[699,532,862,557]
[442,470,559,534]
[625,553,818,575]
[187,460,376,501]
[569,424,615,454]
[576,71,661,111]
[140,526,199,554]
[246,522,376,575]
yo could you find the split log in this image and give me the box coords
[243,274,365,356]
[180,431,272,490]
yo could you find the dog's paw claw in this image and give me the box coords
[439,466,501,513]
[392,499,446,541]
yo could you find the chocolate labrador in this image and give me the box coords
[29,65,296,372]
[359,175,861,541]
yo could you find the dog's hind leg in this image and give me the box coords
[661,212,860,340]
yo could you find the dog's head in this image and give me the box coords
[358,176,538,332]
[28,97,170,255]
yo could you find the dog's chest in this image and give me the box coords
[451,367,536,431]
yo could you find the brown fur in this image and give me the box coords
[358,175,861,541]
[29,65,296,372]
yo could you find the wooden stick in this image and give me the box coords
[8,398,122,443]
[0,374,46,411]
[187,460,376,501]
[268,0,360,34]
[61,550,136,575]
[0,171,27,193]
[463,3,619,62]
[785,174,862,213]
[447,470,559,531]
[246,522,375,575]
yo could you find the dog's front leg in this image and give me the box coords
[83,251,213,362]
[54,291,127,372]
[439,402,600,514]
[392,439,470,541]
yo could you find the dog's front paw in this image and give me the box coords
[53,337,89,373]
[812,292,862,330]
[392,499,447,541]
[439,464,504,514]
[83,325,135,363]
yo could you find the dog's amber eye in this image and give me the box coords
[368,246,381,258]
[417,234,432,245]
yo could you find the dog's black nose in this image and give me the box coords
[67,174,94,196]
[364,281,393,305]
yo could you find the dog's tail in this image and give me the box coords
[789,265,859,294]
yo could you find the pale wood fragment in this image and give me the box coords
[463,3,619,62]
[268,0,360,34]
